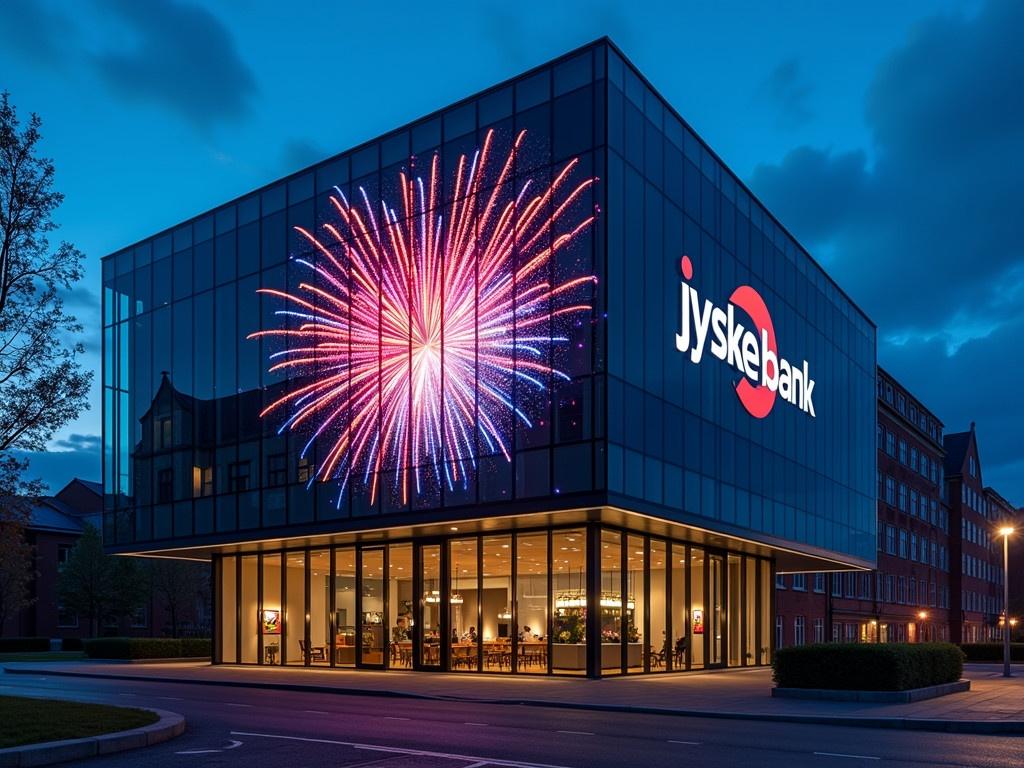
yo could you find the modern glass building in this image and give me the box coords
[102,39,876,677]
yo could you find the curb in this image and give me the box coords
[5,665,1023,736]
[0,705,184,767]
[772,680,972,703]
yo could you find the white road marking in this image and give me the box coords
[668,740,701,745]
[814,752,880,761]
[304,709,329,714]
[118,693,136,697]
[384,716,410,720]
[464,722,489,726]
[176,739,243,756]
[225,702,252,707]
[556,730,593,736]
[158,696,182,701]
[230,730,573,768]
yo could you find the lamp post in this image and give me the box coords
[998,526,1015,678]
[918,611,928,643]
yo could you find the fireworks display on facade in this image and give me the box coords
[250,129,597,505]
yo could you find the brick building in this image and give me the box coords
[775,367,951,647]
[2,478,210,640]
[983,487,1016,640]
[1009,505,1024,641]
[944,424,1002,643]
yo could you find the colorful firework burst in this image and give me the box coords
[249,128,597,505]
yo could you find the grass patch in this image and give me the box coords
[0,696,158,748]
[0,651,85,662]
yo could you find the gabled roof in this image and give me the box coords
[943,430,971,475]
[75,480,103,496]
[26,500,85,534]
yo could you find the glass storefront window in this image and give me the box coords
[360,549,385,666]
[262,553,282,665]
[309,550,329,665]
[218,531,776,675]
[709,554,724,666]
[419,544,442,668]
[284,552,303,665]
[482,535,512,672]
[649,539,667,672]
[671,544,686,670]
[760,559,772,664]
[219,556,237,663]
[626,534,645,673]
[516,532,548,672]
[598,529,621,674]
[240,555,257,663]
[388,544,413,668]
[744,558,757,666]
[689,548,705,668]
[334,548,356,667]
[727,554,742,667]
[552,528,587,675]
[449,538,479,672]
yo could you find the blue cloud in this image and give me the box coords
[748,0,1024,502]
[758,58,813,128]
[91,0,257,131]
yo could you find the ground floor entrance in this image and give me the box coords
[214,522,774,676]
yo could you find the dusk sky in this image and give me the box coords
[1,0,1020,504]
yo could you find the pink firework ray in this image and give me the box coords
[249,128,597,505]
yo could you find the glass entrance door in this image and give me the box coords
[417,542,442,669]
[708,554,724,667]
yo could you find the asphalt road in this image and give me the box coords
[1,671,1022,768]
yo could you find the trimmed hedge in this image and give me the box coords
[180,638,212,658]
[773,642,964,691]
[61,637,83,652]
[83,637,212,660]
[959,643,1024,662]
[0,637,50,653]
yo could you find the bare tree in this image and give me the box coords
[150,559,209,638]
[0,90,91,455]
[0,92,91,634]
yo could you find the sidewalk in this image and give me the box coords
[5,660,1024,734]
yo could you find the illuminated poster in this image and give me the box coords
[692,609,704,635]
[262,609,281,635]
[252,129,597,507]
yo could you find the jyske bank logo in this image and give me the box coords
[674,255,816,419]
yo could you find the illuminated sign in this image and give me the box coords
[674,255,816,418]
[251,129,597,505]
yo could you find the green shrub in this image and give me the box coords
[773,643,964,691]
[83,637,212,659]
[61,637,83,652]
[959,643,1024,662]
[0,637,50,653]
[84,638,181,659]
[180,638,211,657]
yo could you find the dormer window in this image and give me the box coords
[156,415,172,449]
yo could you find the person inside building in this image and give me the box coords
[462,626,478,642]
[392,616,409,642]
[518,625,532,641]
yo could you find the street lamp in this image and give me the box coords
[918,611,928,643]
[998,526,1015,678]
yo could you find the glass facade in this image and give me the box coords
[604,50,876,564]
[104,40,876,675]
[102,45,606,546]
